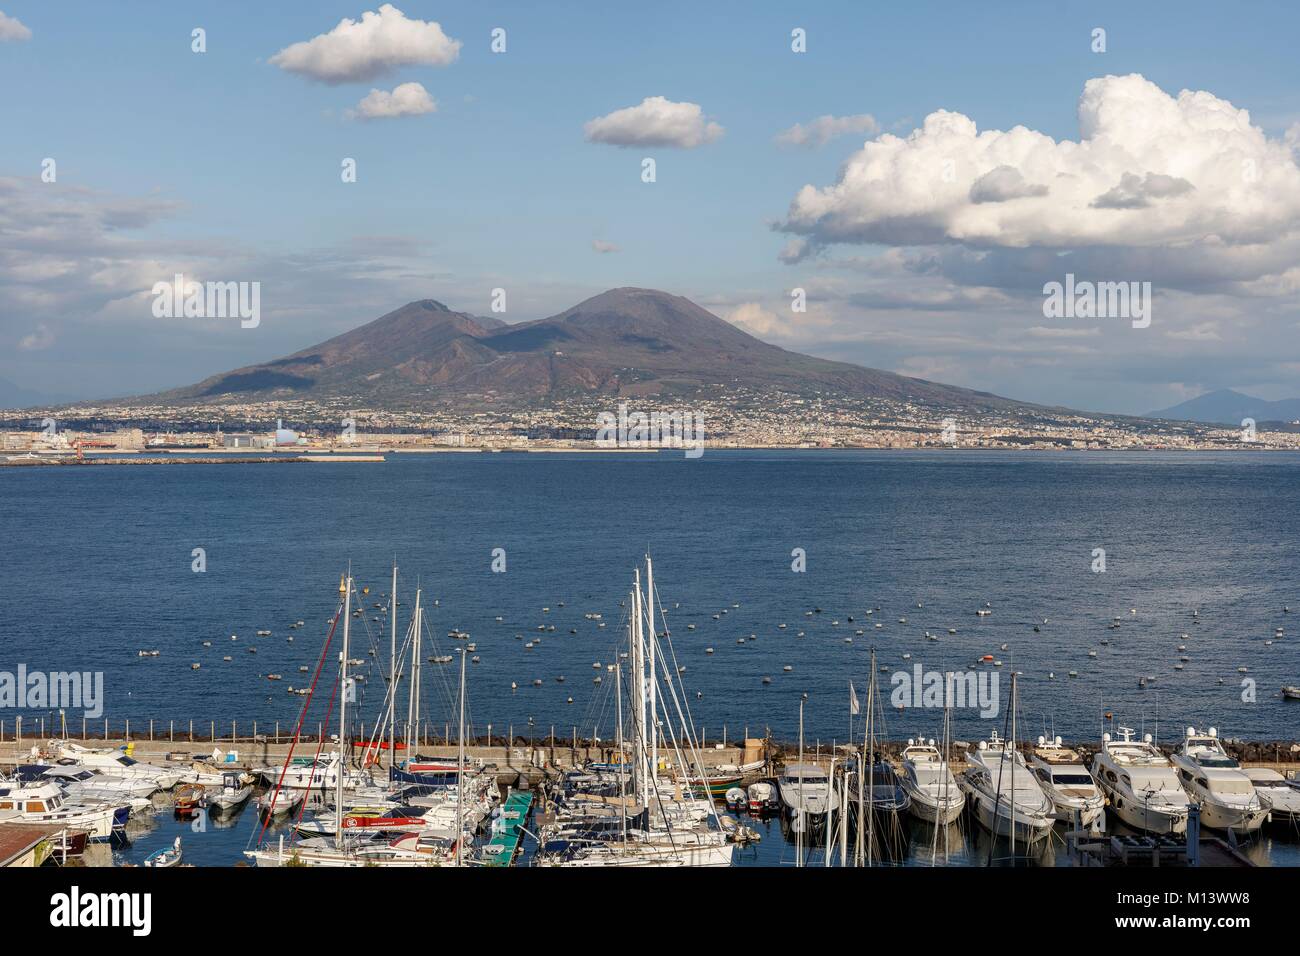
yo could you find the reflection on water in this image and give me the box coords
[72,786,1300,868]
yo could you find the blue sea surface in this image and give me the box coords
[2,450,1298,747]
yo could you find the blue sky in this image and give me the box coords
[2,1,1298,413]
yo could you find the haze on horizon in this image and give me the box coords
[1,1,1298,414]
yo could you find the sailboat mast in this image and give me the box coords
[615,661,627,844]
[407,587,422,748]
[796,696,804,868]
[633,569,649,809]
[644,555,658,781]
[336,572,351,851]
[455,646,466,867]
[1010,671,1017,860]
[866,648,876,868]
[388,561,397,768]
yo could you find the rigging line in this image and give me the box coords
[290,666,342,841]
[646,577,722,828]
[252,597,342,850]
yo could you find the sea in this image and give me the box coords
[2,449,1298,744]
[6,448,1299,867]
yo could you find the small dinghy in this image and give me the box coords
[144,837,182,868]
[725,787,747,811]
[173,784,205,816]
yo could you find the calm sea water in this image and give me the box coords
[2,450,1299,747]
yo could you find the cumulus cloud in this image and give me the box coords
[584,96,723,149]
[775,114,878,148]
[269,4,460,84]
[0,10,30,41]
[348,81,435,120]
[591,240,620,254]
[778,74,1300,259]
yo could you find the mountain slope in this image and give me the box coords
[134,288,1034,413]
[1148,389,1300,425]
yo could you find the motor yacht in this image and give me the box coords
[1243,768,1300,827]
[898,737,964,825]
[1170,727,1268,834]
[1028,736,1105,830]
[960,732,1054,844]
[1090,727,1188,835]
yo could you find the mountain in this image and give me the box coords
[0,377,65,410]
[130,288,1031,413]
[1148,389,1300,425]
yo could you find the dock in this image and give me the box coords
[483,790,534,867]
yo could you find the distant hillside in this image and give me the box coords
[1148,389,1300,425]
[118,288,1042,414]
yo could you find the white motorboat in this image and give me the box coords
[1170,727,1268,834]
[1028,736,1105,831]
[256,752,370,790]
[256,786,306,817]
[0,780,129,840]
[898,738,964,825]
[777,763,832,820]
[961,732,1054,845]
[206,771,253,812]
[53,741,182,790]
[1243,768,1300,826]
[36,766,156,799]
[746,781,776,813]
[1090,727,1188,835]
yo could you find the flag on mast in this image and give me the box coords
[849,681,860,716]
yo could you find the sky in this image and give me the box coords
[1,1,1298,414]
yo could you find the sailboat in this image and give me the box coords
[534,556,733,867]
[247,571,451,868]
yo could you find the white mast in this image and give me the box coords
[615,661,627,845]
[644,555,658,783]
[336,571,351,851]
[388,561,398,768]
[455,646,466,867]
[632,569,649,809]
[406,587,422,749]
[796,696,804,867]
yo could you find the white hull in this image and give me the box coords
[905,788,965,826]
[1104,790,1188,835]
[968,790,1053,844]
[1194,799,1269,834]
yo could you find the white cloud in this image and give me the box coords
[18,322,54,351]
[0,10,31,41]
[584,96,723,149]
[269,4,460,84]
[775,114,878,148]
[591,240,620,254]
[348,82,435,120]
[779,74,1300,259]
